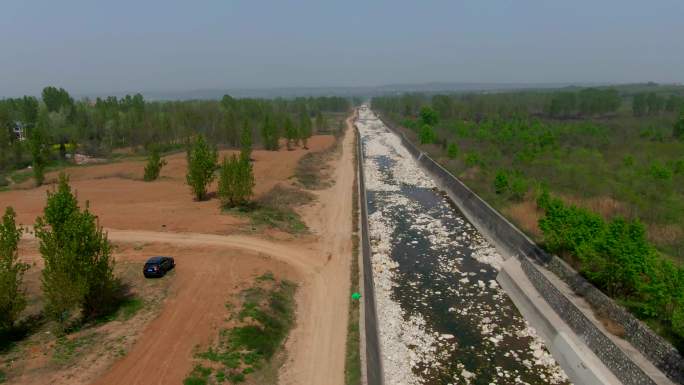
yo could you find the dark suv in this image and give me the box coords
[143,256,175,278]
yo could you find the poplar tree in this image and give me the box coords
[0,207,29,331]
[186,135,218,201]
[30,108,51,186]
[298,111,312,149]
[36,174,117,325]
[284,116,298,150]
[143,145,167,181]
[240,119,252,161]
[218,154,254,208]
[261,115,279,151]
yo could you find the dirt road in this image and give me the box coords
[279,115,355,385]
[92,232,307,385]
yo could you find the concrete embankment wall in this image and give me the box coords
[376,114,684,385]
[355,127,384,385]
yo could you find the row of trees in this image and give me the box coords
[372,87,626,122]
[1,175,118,332]
[185,127,254,207]
[546,88,621,118]
[0,87,350,183]
[633,93,684,116]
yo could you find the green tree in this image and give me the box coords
[284,116,298,150]
[218,154,254,208]
[632,93,647,117]
[261,115,279,151]
[41,86,73,114]
[419,106,438,126]
[143,145,167,181]
[419,124,437,144]
[240,119,252,161]
[0,207,29,331]
[298,111,312,149]
[30,109,51,186]
[21,96,39,127]
[447,142,459,159]
[0,122,10,172]
[36,174,117,325]
[674,115,684,140]
[315,111,326,133]
[185,135,218,201]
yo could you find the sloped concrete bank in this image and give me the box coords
[355,127,384,385]
[376,113,683,385]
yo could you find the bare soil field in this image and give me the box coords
[0,128,354,385]
[2,135,334,234]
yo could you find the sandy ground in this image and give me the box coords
[279,117,355,385]
[1,128,354,385]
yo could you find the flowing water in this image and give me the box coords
[358,107,570,385]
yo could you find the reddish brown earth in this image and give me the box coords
[2,135,334,234]
[0,128,354,385]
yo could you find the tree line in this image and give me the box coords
[632,92,684,117]
[0,87,350,184]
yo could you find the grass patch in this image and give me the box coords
[345,132,362,385]
[231,184,314,234]
[52,332,99,365]
[185,273,297,385]
[8,169,32,184]
[295,126,345,189]
[0,369,5,383]
[183,364,212,385]
[118,297,144,320]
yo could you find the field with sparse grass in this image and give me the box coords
[183,272,296,385]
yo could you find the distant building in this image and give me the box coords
[12,121,26,141]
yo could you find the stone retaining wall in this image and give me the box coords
[376,114,684,385]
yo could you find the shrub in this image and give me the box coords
[35,173,118,326]
[509,176,528,201]
[673,300,684,338]
[649,162,672,181]
[218,154,254,208]
[537,193,679,310]
[186,135,218,201]
[493,171,508,194]
[447,142,459,159]
[143,146,167,181]
[0,207,29,330]
[464,152,481,168]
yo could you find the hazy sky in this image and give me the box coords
[1,0,683,97]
